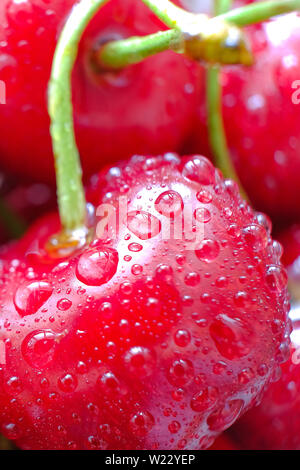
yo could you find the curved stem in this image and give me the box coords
[48,0,110,232]
[220,0,300,26]
[206,0,248,199]
[98,0,300,70]
[97,29,183,70]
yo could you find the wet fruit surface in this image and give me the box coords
[194,13,300,222]
[231,227,300,450]
[0,0,200,183]
[0,154,290,449]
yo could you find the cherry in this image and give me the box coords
[0,0,200,183]
[230,224,300,450]
[194,12,300,222]
[0,154,290,450]
[208,432,239,450]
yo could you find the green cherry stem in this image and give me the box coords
[97,0,300,70]
[96,29,183,70]
[206,0,248,198]
[48,0,110,232]
[220,0,300,26]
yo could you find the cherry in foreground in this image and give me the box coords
[0,154,290,450]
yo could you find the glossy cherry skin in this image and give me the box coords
[194,13,300,222]
[208,433,239,450]
[0,154,290,450]
[231,225,300,450]
[0,0,200,183]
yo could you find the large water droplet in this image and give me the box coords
[14,281,53,317]
[190,387,218,412]
[167,358,194,386]
[242,224,268,251]
[155,191,183,218]
[22,330,59,368]
[265,265,288,292]
[195,239,220,262]
[129,411,155,437]
[126,211,161,240]
[207,399,244,431]
[58,373,78,393]
[76,247,118,286]
[123,346,156,378]
[210,314,252,360]
[182,156,215,185]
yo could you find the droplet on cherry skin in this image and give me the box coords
[126,211,161,240]
[154,191,183,218]
[76,247,118,286]
[195,239,220,263]
[129,411,155,437]
[14,281,53,317]
[167,358,194,386]
[182,156,216,185]
[21,330,60,369]
[207,399,244,432]
[123,346,156,378]
[209,314,252,360]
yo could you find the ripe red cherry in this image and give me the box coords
[194,13,300,222]
[0,0,200,183]
[208,433,239,450]
[0,154,290,450]
[231,225,300,450]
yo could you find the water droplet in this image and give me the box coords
[1,423,20,440]
[14,281,53,316]
[131,264,143,275]
[5,376,23,396]
[57,298,72,311]
[167,358,194,386]
[22,330,59,368]
[197,190,213,203]
[194,208,211,223]
[265,265,288,292]
[190,387,218,412]
[174,329,191,347]
[184,272,200,286]
[182,156,215,185]
[129,411,155,437]
[126,211,161,240]
[242,224,268,251]
[238,368,254,385]
[210,314,252,360]
[168,421,181,434]
[155,191,183,218]
[207,399,244,431]
[123,346,156,378]
[195,239,220,262]
[76,247,118,286]
[58,373,77,392]
[128,242,143,252]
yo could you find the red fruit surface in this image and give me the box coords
[231,225,300,450]
[0,154,290,450]
[194,13,300,222]
[0,0,200,183]
[208,433,239,450]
